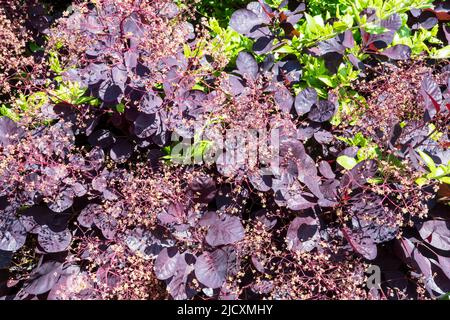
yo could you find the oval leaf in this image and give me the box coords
[195,249,228,289]
[205,214,245,247]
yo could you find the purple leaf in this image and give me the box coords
[189,175,216,203]
[19,215,39,234]
[205,213,245,247]
[111,64,128,90]
[122,13,144,37]
[82,14,103,34]
[236,52,258,79]
[48,188,74,213]
[253,36,275,54]
[134,113,158,138]
[247,1,273,24]
[88,129,116,148]
[361,14,402,50]
[286,192,315,211]
[314,130,334,144]
[295,87,317,115]
[24,261,62,295]
[229,9,262,35]
[319,179,339,202]
[304,175,323,199]
[92,175,107,192]
[273,85,294,113]
[99,81,122,103]
[0,216,26,252]
[342,30,355,48]
[382,13,402,31]
[38,226,72,253]
[341,159,378,188]
[158,202,185,226]
[396,238,433,281]
[379,44,411,60]
[297,125,316,140]
[160,2,179,19]
[166,253,195,300]
[110,139,133,163]
[0,117,24,147]
[154,247,180,280]
[93,211,118,240]
[420,74,443,115]
[348,53,365,71]
[286,216,319,252]
[85,147,105,171]
[71,182,87,197]
[124,50,138,72]
[248,171,272,192]
[343,228,377,260]
[318,161,335,179]
[195,249,228,289]
[199,211,219,227]
[77,204,101,228]
[308,100,336,122]
[444,25,450,44]
[251,255,265,273]
[411,11,438,30]
[274,60,302,84]
[438,255,450,279]
[141,92,163,114]
[316,36,346,55]
[419,220,450,250]
[227,74,245,96]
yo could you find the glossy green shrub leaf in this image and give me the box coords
[337,155,357,170]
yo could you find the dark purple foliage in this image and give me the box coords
[230,1,304,54]
[194,249,228,289]
[0,215,27,252]
[0,0,449,302]
[286,215,319,252]
[308,100,336,122]
[419,220,450,251]
[236,51,259,79]
[295,87,317,115]
[0,117,24,147]
[23,261,63,295]
[202,213,245,247]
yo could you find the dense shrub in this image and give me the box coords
[0,0,449,300]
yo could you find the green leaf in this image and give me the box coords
[367,177,383,184]
[417,150,436,172]
[439,292,450,300]
[430,46,450,59]
[337,155,357,170]
[74,96,96,105]
[191,140,212,160]
[304,13,324,34]
[0,104,20,121]
[427,166,445,179]
[192,83,206,92]
[364,23,389,35]
[49,51,62,74]
[353,132,367,147]
[415,177,428,186]
[317,76,334,87]
[29,42,44,53]
[183,43,192,58]
[162,145,172,155]
[116,103,125,113]
[440,177,450,184]
[274,44,295,54]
